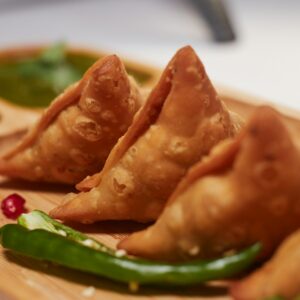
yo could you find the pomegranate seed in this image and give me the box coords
[1,193,26,219]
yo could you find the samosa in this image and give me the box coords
[50,45,242,223]
[231,229,300,299]
[0,55,142,184]
[119,106,300,261]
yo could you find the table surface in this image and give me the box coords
[0,0,299,110]
[3,87,300,300]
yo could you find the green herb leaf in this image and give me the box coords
[17,42,81,94]
[48,63,80,93]
[40,42,65,65]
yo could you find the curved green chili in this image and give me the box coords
[18,210,113,253]
[266,296,300,300]
[0,222,260,286]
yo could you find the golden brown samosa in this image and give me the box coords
[50,45,242,223]
[119,106,300,261]
[0,55,142,184]
[231,229,300,299]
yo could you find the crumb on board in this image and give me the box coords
[81,286,95,298]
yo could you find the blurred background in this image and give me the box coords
[0,0,299,109]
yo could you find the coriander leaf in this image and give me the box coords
[40,42,66,65]
[17,42,80,93]
[49,64,81,93]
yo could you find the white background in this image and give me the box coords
[0,0,299,110]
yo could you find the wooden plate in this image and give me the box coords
[0,86,299,300]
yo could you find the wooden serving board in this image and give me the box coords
[0,88,299,300]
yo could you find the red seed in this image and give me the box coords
[1,193,26,219]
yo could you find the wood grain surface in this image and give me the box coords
[0,89,299,300]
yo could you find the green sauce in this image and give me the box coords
[0,46,153,108]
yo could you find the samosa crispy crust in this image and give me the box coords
[119,106,300,261]
[0,55,142,184]
[231,229,300,300]
[50,45,242,223]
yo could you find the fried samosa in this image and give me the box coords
[0,55,142,184]
[119,106,300,261]
[231,229,300,300]
[50,45,242,223]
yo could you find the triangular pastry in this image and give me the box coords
[231,229,300,299]
[50,46,242,222]
[119,107,300,261]
[0,55,142,184]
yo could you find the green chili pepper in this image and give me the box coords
[0,224,260,285]
[0,211,261,286]
[18,210,113,253]
[266,296,300,300]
